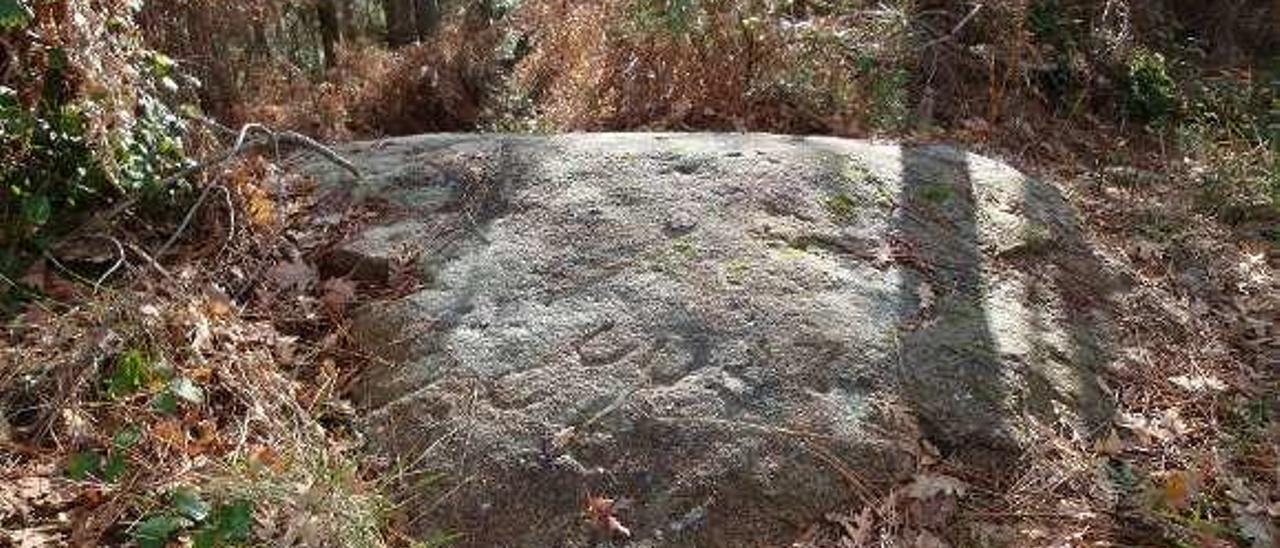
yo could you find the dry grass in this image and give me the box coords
[228,15,504,141]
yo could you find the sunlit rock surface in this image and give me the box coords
[293,134,1117,547]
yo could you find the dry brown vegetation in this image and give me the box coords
[2,154,417,546]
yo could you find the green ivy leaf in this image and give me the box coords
[106,349,155,399]
[214,499,253,541]
[153,391,178,414]
[101,453,127,483]
[20,194,50,227]
[112,424,143,450]
[171,488,211,522]
[133,514,190,548]
[0,0,32,30]
[192,499,253,547]
[66,451,101,480]
[192,527,217,548]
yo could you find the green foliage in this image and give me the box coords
[0,0,32,30]
[134,490,253,548]
[192,499,254,547]
[101,451,129,482]
[1027,1,1088,111]
[413,531,463,548]
[630,0,700,35]
[65,424,142,482]
[1027,1,1065,44]
[66,450,103,481]
[135,513,190,548]
[1,3,191,306]
[479,0,522,20]
[172,488,213,522]
[868,67,910,132]
[106,348,208,414]
[917,183,953,205]
[106,349,159,399]
[1124,48,1178,124]
[1,84,111,259]
[1177,71,1280,219]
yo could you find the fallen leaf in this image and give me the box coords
[267,258,317,295]
[917,282,935,313]
[248,445,284,473]
[585,495,631,538]
[915,530,948,548]
[151,419,187,451]
[4,527,63,548]
[1159,470,1197,510]
[1093,429,1125,456]
[1116,409,1187,445]
[826,508,873,545]
[18,261,48,291]
[203,287,235,318]
[190,419,218,453]
[1232,504,1276,548]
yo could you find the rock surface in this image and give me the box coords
[293,134,1117,547]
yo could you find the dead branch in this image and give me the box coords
[154,182,218,259]
[124,241,172,280]
[64,121,359,253]
[920,3,984,50]
[151,122,354,207]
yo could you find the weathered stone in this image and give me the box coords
[293,134,1117,547]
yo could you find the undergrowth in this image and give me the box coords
[1,154,404,546]
[217,1,1279,227]
[0,0,201,314]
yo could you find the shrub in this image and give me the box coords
[0,0,192,300]
[1124,48,1178,123]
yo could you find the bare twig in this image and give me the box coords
[234,122,277,152]
[79,121,360,236]
[215,184,236,258]
[91,236,127,293]
[920,3,984,50]
[276,129,361,178]
[0,271,59,313]
[123,241,172,280]
[155,181,219,259]
[42,251,98,289]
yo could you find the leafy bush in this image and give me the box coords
[0,0,191,294]
[1124,48,1178,123]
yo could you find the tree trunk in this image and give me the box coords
[339,0,357,43]
[317,0,341,67]
[414,0,441,40]
[188,0,236,118]
[382,0,416,47]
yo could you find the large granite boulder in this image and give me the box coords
[293,134,1116,547]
